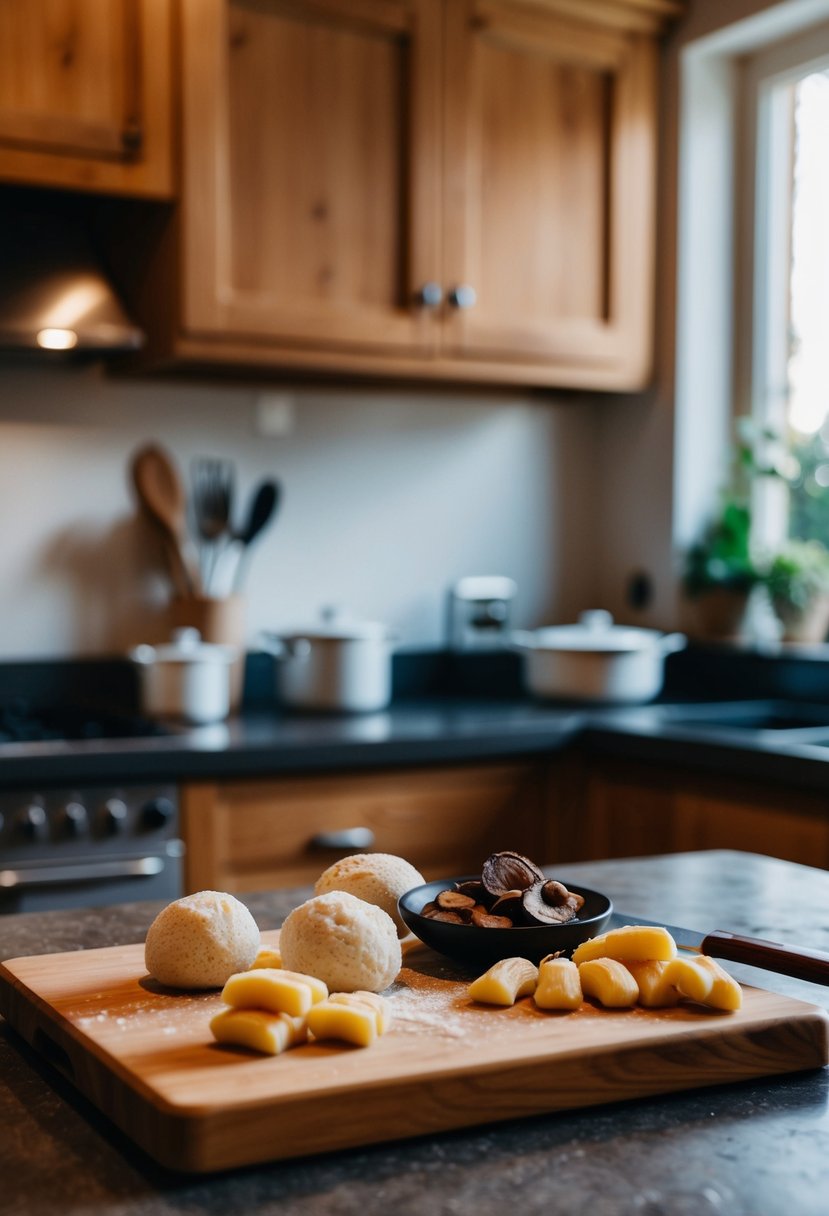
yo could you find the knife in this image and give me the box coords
[610,913,829,986]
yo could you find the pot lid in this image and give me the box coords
[528,610,667,654]
[279,606,394,643]
[130,628,238,664]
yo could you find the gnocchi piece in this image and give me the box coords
[210,1008,307,1055]
[221,968,328,1017]
[533,956,582,1011]
[625,960,681,1008]
[307,992,391,1047]
[468,957,539,1007]
[327,990,392,1034]
[579,958,640,1008]
[572,925,677,967]
[251,946,283,970]
[683,955,743,1011]
[663,955,715,1005]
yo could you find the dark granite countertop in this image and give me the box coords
[1,849,827,1216]
[6,694,829,792]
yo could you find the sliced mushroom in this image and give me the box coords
[522,880,578,926]
[436,890,477,912]
[481,850,545,898]
[542,880,585,914]
[455,879,488,903]
[471,907,515,929]
[489,890,524,923]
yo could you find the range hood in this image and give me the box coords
[0,190,144,354]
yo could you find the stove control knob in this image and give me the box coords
[101,798,129,834]
[141,797,174,831]
[61,801,88,837]
[15,804,48,842]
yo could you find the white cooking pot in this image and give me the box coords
[261,609,396,713]
[129,628,238,724]
[512,610,686,704]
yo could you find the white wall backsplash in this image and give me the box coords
[0,361,600,659]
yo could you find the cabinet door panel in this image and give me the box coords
[443,1,656,382]
[0,0,173,196]
[182,0,441,354]
[182,763,546,893]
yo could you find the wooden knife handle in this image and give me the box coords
[701,930,829,986]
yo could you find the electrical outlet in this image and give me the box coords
[256,393,295,437]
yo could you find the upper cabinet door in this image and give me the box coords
[0,0,173,197]
[181,0,443,357]
[442,1,657,387]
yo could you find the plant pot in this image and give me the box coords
[685,587,753,641]
[771,593,829,644]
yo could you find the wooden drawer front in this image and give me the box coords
[182,763,545,893]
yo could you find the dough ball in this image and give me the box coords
[314,853,425,937]
[279,891,401,993]
[145,890,260,989]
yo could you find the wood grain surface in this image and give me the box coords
[1,929,827,1173]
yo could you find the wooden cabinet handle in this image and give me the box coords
[309,827,376,851]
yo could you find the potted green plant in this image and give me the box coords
[681,418,785,640]
[766,540,829,643]
[682,501,763,639]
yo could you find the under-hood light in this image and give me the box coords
[36,328,79,351]
[0,189,145,354]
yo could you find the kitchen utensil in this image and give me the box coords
[616,913,829,986]
[191,458,235,594]
[2,928,826,1173]
[231,478,280,592]
[129,627,237,724]
[399,877,612,966]
[512,609,686,703]
[130,444,198,597]
[261,607,396,712]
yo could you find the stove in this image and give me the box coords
[0,701,183,913]
[0,701,170,745]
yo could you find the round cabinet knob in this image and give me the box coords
[414,281,443,309]
[15,804,48,842]
[448,284,477,310]
[141,797,175,831]
[61,801,88,838]
[101,798,129,835]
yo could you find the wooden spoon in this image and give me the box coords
[131,443,199,597]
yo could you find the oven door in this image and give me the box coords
[0,842,183,913]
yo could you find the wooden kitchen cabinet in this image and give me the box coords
[0,0,174,198]
[135,0,681,390]
[556,755,829,869]
[181,760,548,894]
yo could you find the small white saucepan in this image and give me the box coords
[261,608,396,713]
[129,628,238,724]
[512,610,686,704]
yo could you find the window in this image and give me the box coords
[741,23,829,550]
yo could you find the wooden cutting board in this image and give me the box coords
[1,929,827,1173]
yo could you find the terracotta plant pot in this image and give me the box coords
[771,593,829,644]
[685,587,753,641]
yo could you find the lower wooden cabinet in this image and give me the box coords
[556,755,829,869]
[181,760,548,894]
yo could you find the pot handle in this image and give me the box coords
[258,633,312,660]
[509,630,537,651]
[660,632,687,655]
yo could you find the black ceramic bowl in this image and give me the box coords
[398,877,613,969]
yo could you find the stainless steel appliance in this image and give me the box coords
[449,576,517,650]
[0,782,183,913]
[0,704,183,913]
